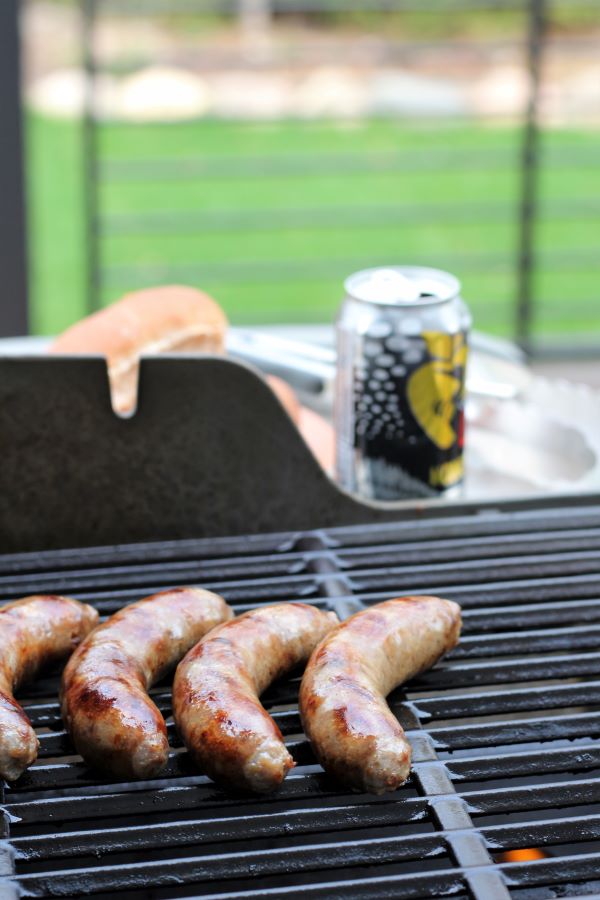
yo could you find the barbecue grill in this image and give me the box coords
[2,354,600,897]
[2,499,600,898]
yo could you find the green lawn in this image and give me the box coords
[27,113,600,341]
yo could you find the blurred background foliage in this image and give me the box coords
[24,0,600,348]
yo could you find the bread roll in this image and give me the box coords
[50,285,227,413]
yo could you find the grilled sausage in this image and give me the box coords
[300,596,461,794]
[61,587,232,779]
[0,595,99,782]
[173,603,339,793]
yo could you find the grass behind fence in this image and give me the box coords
[27,113,600,340]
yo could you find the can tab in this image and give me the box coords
[348,268,420,305]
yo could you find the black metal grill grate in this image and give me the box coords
[3,499,600,898]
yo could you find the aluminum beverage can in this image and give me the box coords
[335,266,472,500]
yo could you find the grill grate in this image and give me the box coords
[3,499,600,898]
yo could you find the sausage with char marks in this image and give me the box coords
[173,602,338,793]
[61,587,232,779]
[0,595,98,782]
[300,596,461,794]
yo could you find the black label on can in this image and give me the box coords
[353,329,467,497]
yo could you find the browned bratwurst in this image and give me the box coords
[300,596,461,794]
[61,587,232,779]
[173,603,338,793]
[0,595,98,782]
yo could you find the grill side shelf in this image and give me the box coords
[0,355,430,553]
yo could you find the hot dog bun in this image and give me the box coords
[49,285,227,413]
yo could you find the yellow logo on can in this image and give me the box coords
[429,457,464,489]
[406,332,467,451]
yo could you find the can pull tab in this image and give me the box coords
[413,277,446,299]
[365,268,421,304]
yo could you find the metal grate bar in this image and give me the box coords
[5,554,600,614]
[347,549,600,590]
[3,777,429,825]
[12,799,440,861]
[500,852,600,887]
[16,832,453,895]
[429,710,600,750]
[324,504,600,544]
[452,623,600,657]
[462,597,600,631]
[443,744,600,782]
[18,869,468,900]
[0,533,300,575]
[361,573,600,608]
[460,776,600,815]
[412,678,600,718]
[5,528,600,598]
[337,529,600,566]
[0,555,316,594]
[4,501,600,575]
[414,651,600,688]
